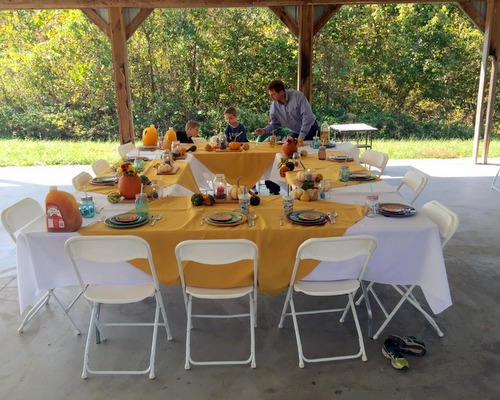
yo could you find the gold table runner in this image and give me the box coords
[79,195,365,296]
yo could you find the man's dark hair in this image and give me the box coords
[268,79,286,93]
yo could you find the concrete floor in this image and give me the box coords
[1,158,499,400]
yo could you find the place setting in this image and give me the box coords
[377,203,417,218]
[104,212,149,228]
[204,211,248,227]
[89,176,118,186]
[286,210,329,226]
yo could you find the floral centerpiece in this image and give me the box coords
[117,162,142,199]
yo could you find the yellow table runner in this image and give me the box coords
[86,159,200,195]
[285,150,380,188]
[192,143,279,187]
[79,195,365,297]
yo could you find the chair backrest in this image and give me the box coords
[72,171,93,191]
[191,137,208,147]
[397,168,428,204]
[64,235,159,287]
[175,239,259,288]
[91,159,111,176]
[359,150,388,176]
[1,197,44,243]
[290,235,377,285]
[118,142,136,157]
[421,200,459,248]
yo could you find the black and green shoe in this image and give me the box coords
[388,335,427,357]
[382,338,409,370]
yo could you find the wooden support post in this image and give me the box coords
[297,5,314,103]
[482,54,498,164]
[109,8,135,145]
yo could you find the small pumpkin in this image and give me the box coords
[205,144,214,151]
[242,143,250,150]
[229,141,241,150]
[228,176,244,200]
[291,188,304,200]
[296,171,306,182]
[307,188,319,201]
[158,163,173,173]
[282,137,298,157]
[118,175,142,199]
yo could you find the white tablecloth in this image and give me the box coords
[16,184,450,316]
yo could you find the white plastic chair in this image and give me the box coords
[491,168,500,192]
[65,235,172,379]
[118,142,136,157]
[396,168,428,204]
[366,200,459,340]
[72,171,93,191]
[175,239,259,370]
[359,149,388,177]
[1,198,82,334]
[278,235,377,368]
[91,159,111,176]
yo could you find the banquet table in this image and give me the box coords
[16,186,451,318]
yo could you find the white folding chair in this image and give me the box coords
[72,171,93,191]
[175,239,259,370]
[367,200,459,340]
[278,235,377,368]
[396,167,428,204]
[118,142,136,157]
[1,198,82,334]
[65,235,172,379]
[359,149,388,177]
[91,159,111,176]
[491,167,500,193]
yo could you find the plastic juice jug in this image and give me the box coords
[320,121,330,144]
[45,186,82,232]
[142,125,158,147]
[163,127,177,151]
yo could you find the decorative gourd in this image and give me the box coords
[229,142,241,150]
[291,188,304,200]
[158,163,173,173]
[228,176,244,200]
[118,175,142,199]
[282,137,298,157]
[142,125,158,147]
[296,171,306,182]
[242,143,250,150]
[307,188,319,201]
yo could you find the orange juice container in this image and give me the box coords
[163,127,177,151]
[142,125,158,147]
[45,186,82,232]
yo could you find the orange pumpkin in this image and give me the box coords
[118,175,142,199]
[229,141,241,150]
[282,138,298,157]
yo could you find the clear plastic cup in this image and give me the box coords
[238,193,251,215]
[282,194,294,215]
[365,194,379,217]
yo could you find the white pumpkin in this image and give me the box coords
[291,188,304,200]
[296,171,306,182]
[158,163,173,173]
[228,185,243,200]
[307,188,319,201]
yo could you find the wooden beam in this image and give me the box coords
[108,8,135,144]
[472,0,494,163]
[125,8,153,39]
[0,0,460,11]
[297,5,314,102]
[269,6,298,36]
[313,4,340,35]
[81,9,110,35]
[482,53,497,164]
[458,1,486,32]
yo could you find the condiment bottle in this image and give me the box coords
[318,145,326,160]
[45,186,82,232]
[163,127,177,151]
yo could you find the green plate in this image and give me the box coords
[104,213,149,229]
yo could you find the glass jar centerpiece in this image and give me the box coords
[213,174,227,200]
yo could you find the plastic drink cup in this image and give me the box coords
[282,194,294,215]
[365,194,379,217]
[238,193,251,215]
[269,135,277,148]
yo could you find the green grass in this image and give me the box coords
[0,138,499,167]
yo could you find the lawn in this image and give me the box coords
[0,138,499,167]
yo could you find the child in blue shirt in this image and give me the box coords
[224,107,248,142]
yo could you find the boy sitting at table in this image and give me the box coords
[224,107,248,143]
[176,120,201,143]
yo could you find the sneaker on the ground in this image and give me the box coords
[382,338,409,370]
[387,335,427,357]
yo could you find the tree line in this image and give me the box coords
[0,5,493,142]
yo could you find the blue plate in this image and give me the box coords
[105,213,149,228]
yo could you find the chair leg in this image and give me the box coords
[50,290,82,335]
[289,296,305,368]
[148,298,161,379]
[249,292,256,368]
[155,291,173,340]
[18,290,52,333]
[82,303,98,379]
[278,287,293,328]
[185,295,193,370]
[348,294,367,361]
